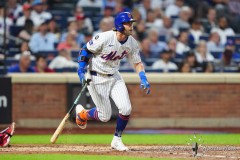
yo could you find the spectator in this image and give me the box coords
[29,20,57,53]
[176,31,190,55]
[0,4,13,44]
[93,17,114,35]
[18,19,34,41]
[137,0,152,20]
[140,38,151,64]
[211,17,235,45]
[179,51,201,72]
[158,16,174,42]
[202,8,217,33]
[145,10,163,30]
[14,42,35,60]
[77,0,104,9]
[135,20,147,41]
[173,6,192,33]
[16,3,32,26]
[165,0,185,18]
[167,38,179,58]
[7,0,22,21]
[47,18,61,40]
[207,31,225,52]
[148,28,168,58]
[74,7,94,34]
[152,49,178,72]
[189,19,203,44]
[224,40,240,59]
[215,49,240,72]
[8,51,35,73]
[103,5,115,18]
[60,20,85,47]
[34,54,54,72]
[30,0,52,27]
[57,31,80,52]
[48,48,78,69]
[195,40,215,64]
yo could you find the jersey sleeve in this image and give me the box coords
[86,33,105,54]
[128,39,141,64]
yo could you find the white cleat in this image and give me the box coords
[75,104,87,129]
[111,136,129,151]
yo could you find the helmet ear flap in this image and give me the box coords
[116,24,124,32]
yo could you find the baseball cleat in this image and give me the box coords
[111,136,129,151]
[0,122,15,147]
[76,105,87,129]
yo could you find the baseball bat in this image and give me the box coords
[50,82,88,144]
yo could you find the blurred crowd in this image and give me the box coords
[0,0,240,73]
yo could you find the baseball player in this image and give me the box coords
[76,12,150,151]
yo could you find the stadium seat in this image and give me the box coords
[145,68,163,73]
[55,67,77,72]
[82,7,101,17]
[145,58,158,66]
[223,66,239,73]
[210,51,222,59]
[37,51,58,60]
[199,34,209,41]
[10,26,23,37]
[158,35,166,42]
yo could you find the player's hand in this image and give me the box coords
[78,68,86,86]
[140,79,150,94]
[139,71,150,95]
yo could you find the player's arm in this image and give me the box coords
[77,45,93,85]
[134,62,150,94]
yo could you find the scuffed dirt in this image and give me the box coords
[1,144,240,159]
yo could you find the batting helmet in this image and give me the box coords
[114,12,136,32]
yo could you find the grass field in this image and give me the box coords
[1,134,240,160]
[11,134,240,145]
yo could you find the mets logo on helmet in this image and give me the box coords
[127,13,131,18]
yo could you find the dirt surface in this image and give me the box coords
[1,144,240,159]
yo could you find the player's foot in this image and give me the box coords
[76,105,87,129]
[111,136,129,151]
[0,122,15,147]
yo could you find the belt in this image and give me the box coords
[90,71,114,77]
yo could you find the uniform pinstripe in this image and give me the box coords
[86,30,140,121]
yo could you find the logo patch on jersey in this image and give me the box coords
[95,35,99,40]
[101,51,128,61]
[89,40,93,45]
[108,44,114,47]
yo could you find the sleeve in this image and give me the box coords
[128,40,142,64]
[29,34,39,53]
[86,33,105,54]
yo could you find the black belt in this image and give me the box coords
[90,71,114,77]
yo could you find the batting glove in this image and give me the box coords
[139,71,150,94]
[78,68,86,86]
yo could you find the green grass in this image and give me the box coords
[11,134,240,145]
[1,154,185,160]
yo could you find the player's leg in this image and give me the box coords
[76,76,113,128]
[0,122,15,147]
[110,75,132,151]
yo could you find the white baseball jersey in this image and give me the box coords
[85,30,141,121]
[86,30,141,74]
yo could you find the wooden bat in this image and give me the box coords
[50,82,88,144]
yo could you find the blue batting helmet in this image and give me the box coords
[114,12,136,32]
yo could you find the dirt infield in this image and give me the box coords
[1,144,240,159]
